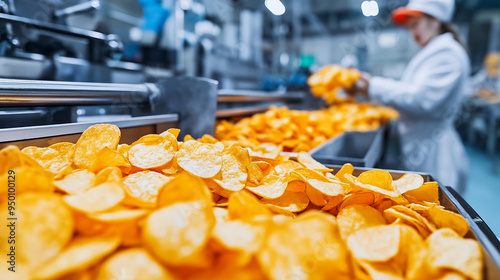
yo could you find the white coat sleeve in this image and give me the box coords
[368,52,463,117]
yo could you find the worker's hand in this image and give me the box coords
[345,72,371,98]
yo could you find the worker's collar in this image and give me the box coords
[425,32,453,48]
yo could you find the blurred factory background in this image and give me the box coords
[0,0,499,235]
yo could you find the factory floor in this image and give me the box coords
[462,145,500,238]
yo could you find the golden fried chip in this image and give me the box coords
[258,211,351,280]
[228,190,271,220]
[54,170,95,195]
[0,193,73,268]
[335,163,354,184]
[347,225,401,262]
[158,157,183,175]
[291,168,346,196]
[246,174,288,199]
[21,146,71,178]
[337,205,386,238]
[122,171,172,208]
[321,195,343,211]
[247,162,264,185]
[33,236,121,279]
[142,200,215,267]
[212,219,268,254]
[404,181,440,204]
[339,192,376,210]
[160,128,181,139]
[297,152,332,172]
[425,229,483,280]
[261,190,309,212]
[94,166,123,185]
[420,205,469,237]
[384,206,435,237]
[305,185,328,206]
[273,160,303,176]
[286,180,306,192]
[128,134,177,169]
[157,171,212,207]
[64,181,125,213]
[89,207,148,222]
[90,146,130,173]
[0,145,22,174]
[393,173,424,194]
[48,142,75,162]
[357,169,393,190]
[96,248,176,280]
[214,146,250,192]
[177,140,222,178]
[73,124,121,169]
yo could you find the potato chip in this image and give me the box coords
[90,146,130,173]
[347,225,401,262]
[21,146,71,178]
[321,195,343,211]
[94,166,122,185]
[160,128,181,139]
[335,163,354,184]
[228,190,271,220]
[0,145,22,174]
[337,205,386,238]
[297,152,332,172]
[425,229,483,280]
[33,236,120,279]
[392,173,424,194]
[142,200,215,267]
[64,181,125,213]
[246,174,288,199]
[384,206,435,237]
[404,181,440,204]
[265,204,297,217]
[305,185,328,206]
[157,171,213,207]
[286,180,306,192]
[117,144,130,158]
[291,169,346,196]
[122,171,172,208]
[54,170,95,195]
[96,248,176,280]
[273,160,303,176]
[415,205,469,237]
[247,162,264,185]
[128,134,177,169]
[0,193,73,269]
[158,157,183,175]
[212,219,268,254]
[89,207,148,222]
[199,134,219,144]
[48,142,75,162]
[258,211,351,280]
[214,146,250,192]
[73,124,121,169]
[0,165,54,197]
[339,192,376,210]
[357,169,393,190]
[345,173,406,203]
[261,190,309,212]
[177,140,222,178]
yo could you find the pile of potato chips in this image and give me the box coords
[307,64,361,104]
[216,105,399,152]
[0,124,483,280]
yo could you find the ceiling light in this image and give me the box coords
[265,0,286,16]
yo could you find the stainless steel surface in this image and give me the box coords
[218,90,304,102]
[0,113,178,143]
[0,78,154,106]
[216,106,270,118]
[54,0,100,18]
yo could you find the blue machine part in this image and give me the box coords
[139,0,170,33]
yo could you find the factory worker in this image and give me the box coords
[347,0,470,193]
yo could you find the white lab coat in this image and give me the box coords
[369,33,470,192]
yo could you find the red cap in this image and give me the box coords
[392,7,425,25]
